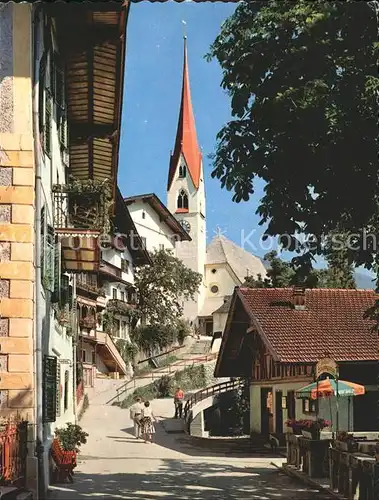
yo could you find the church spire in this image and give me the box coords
[167,37,202,191]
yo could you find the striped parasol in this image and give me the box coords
[296,378,365,400]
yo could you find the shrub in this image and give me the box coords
[153,375,173,398]
[55,423,88,452]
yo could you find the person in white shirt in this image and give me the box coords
[129,397,144,438]
[140,401,157,443]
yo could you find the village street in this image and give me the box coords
[49,397,333,500]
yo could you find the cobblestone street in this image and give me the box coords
[50,399,333,500]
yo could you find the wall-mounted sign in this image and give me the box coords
[59,359,72,365]
[281,396,287,409]
[315,357,338,380]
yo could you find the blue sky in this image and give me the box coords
[117,1,372,283]
[118,1,269,259]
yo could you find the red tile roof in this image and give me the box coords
[238,287,378,363]
[167,38,202,191]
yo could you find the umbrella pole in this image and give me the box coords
[329,397,334,439]
[336,378,339,434]
[348,397,350,432]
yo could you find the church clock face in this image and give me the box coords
[180,220,191,234]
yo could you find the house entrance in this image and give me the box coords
[260,387,274,436]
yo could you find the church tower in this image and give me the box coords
[167,37,206,324]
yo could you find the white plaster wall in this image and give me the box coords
[128,200,177,252]
[249,380,352,435]
[166,157,207,323]
[212,312,228,334]
[35,14,75,435]
[102,247,135,285]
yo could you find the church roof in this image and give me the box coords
[206,235,266,283]
[167,38,202,191]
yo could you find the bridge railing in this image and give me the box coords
[183,378,244,421]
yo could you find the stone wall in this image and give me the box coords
[0,3,35,421]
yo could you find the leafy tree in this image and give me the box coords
[207,1,378,279]
[134,248,202,326]
[244,247,356,288]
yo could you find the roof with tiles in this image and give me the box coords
[237,287,378,363]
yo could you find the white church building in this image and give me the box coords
[126,37,266,334]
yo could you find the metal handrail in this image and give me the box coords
[106,353,218,405]
[183,378,244,421]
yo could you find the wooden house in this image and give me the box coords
[214,287,378,436]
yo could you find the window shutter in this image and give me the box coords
[44,91,52,157]
[54,53,65,109]
[38,54,47,133]
[55,361,61,418]
[43,355,57,423]
[49,52,55,97]
[52,239,61,303]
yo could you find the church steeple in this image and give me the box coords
[167,37,202,191]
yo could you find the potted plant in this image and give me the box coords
[285,419,303,435]
[55,423,88,455]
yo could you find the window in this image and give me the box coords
[159,244,164,251]
[81,350,86,363]
[91,350,96,366]
[177,190,189,210]
[211,285,219,294]
[121,321,127,339]
[120,291,125,301]
[64,370,69,412]
[302,398,318,414]
[112,288,118,299]
[140,237,147,249]
[211,269,217,274]
[114,319,120,337]
[142,211,146,220]
[121,259,129,273]
[41,207,55,293]
[179,165,186,178]
[287,391,296,419]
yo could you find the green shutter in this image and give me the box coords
[56,362,61,418]
[44,91,52,157]
[38,54,47,133]
[43,356,57,423]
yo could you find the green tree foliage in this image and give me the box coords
[134,249,202,325]
[244,248,356,288]
[207,1,378,276]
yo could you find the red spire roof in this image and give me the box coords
[167,37,202,191]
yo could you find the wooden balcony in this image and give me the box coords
[99,260,121,280]
[53,182,112,273]
[96,330,127,375]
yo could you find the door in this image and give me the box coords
[287,390,296,420]
[275,390,283,434]
[261,387,273,436]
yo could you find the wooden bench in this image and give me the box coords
[50,438,77,483]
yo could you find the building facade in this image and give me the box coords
[215,287,379,437]
[125,193,191,253]
[0,2,131,496]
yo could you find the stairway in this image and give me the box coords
[187,339,211,356]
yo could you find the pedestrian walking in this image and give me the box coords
[140,401,156,443]
[129,397,144,438]
[174,387,184,418]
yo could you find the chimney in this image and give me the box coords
[292,286,306,310]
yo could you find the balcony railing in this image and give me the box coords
[52,181,112,233]
[79,317,97,330]
[99,260,121,280]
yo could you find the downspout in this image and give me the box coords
[32,6,46,498]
